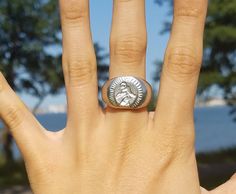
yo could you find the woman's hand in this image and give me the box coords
[0,0,235,193]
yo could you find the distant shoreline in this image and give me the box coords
[33,104,230,115]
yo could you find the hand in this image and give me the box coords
[0,0,235,193]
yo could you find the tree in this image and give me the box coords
[154,0,236,120]
[200,0,236,121]
[0,0,63,111]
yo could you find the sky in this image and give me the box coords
[21,1,171,109]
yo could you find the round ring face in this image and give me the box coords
[107,76,147,108]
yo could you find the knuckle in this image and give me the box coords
[3,106,24,130]
[164,47,201,82]
[111,35,146,64]
[60,0,88,22]
[67,57,96,86]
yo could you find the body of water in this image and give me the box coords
[1,106,236,156]
[194,106,236,152]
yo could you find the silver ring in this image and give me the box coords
[102,76,152,109]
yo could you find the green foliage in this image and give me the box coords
[197,147,236,164]
[197,147,236,189]
[0,158,29,187]
[201,0,236,119]
[203,0,236,94]
[0,0,63,104]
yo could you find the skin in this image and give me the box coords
[0,0,235,193]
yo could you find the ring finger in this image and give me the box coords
[106,0,149,132]
[109,0,147,79]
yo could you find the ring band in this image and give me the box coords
[102,76,152,109]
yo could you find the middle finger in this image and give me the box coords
[60,0,99,126]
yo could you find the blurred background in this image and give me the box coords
[0,0,236,193]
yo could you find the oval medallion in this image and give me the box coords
[107,76,147,108]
